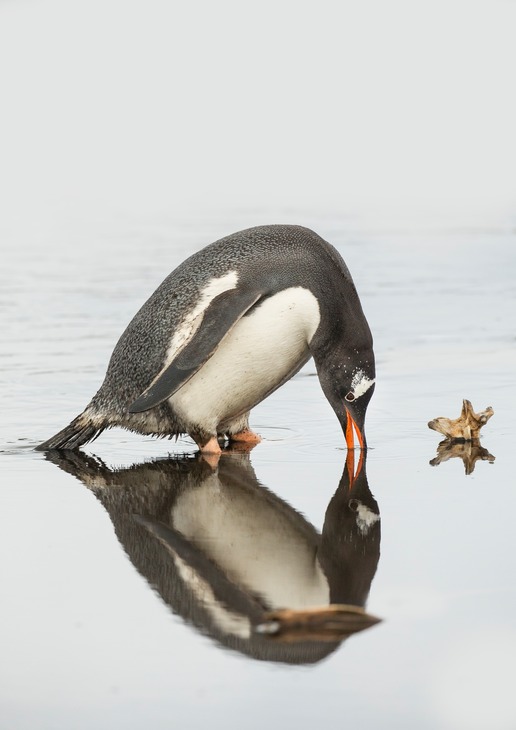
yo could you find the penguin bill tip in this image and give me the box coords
[345,409,365,450]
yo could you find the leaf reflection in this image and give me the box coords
[430,439,495,475]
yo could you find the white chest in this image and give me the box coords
[169,286,321,431]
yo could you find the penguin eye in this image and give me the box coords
[345,391,355,402]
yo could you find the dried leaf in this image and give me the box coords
[428,399,494,441]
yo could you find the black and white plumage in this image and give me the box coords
[37,225,375,454]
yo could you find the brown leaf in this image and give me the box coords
[428,399,494,441]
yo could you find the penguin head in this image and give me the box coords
[315,352,375,450]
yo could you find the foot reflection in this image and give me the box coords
[46,449,381,665]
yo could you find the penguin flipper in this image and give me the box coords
[129,288,264,413]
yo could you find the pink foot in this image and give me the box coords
[197,436,222,469]
[229,429,262,445]
[198,436,222,454]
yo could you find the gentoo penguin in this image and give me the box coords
[37,225,375,454]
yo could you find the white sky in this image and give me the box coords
[1,0,515,238]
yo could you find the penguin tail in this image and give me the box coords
[36,410,106,451]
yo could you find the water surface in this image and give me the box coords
[2,215,515,729]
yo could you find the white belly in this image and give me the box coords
[169,286,321,432]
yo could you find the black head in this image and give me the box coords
[314,345,375,450]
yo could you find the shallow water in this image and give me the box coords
[2,215,516,730]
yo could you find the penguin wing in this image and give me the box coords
[129,287,264,413]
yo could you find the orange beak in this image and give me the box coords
[345,408,365,450]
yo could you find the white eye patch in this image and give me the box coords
[350,369,375,399]
[351,500,380,536]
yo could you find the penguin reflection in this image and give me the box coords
[47,450,381,665]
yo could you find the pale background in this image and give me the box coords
[1,0,515,244]
[1,2,516,730]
